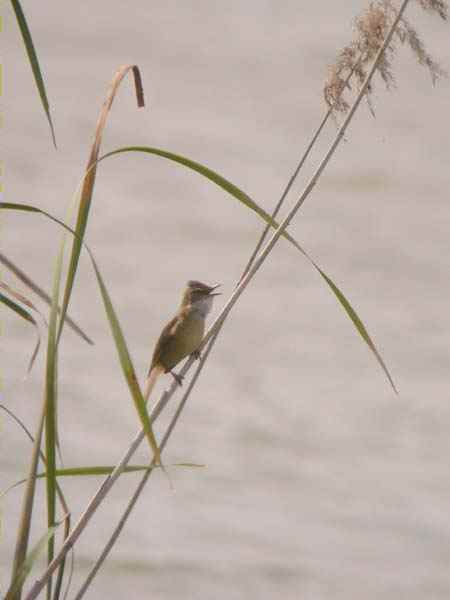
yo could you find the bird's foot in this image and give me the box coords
[170,371,184,386]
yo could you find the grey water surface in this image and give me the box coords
[2,2,450,598]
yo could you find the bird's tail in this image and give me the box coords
[144,364,165,406]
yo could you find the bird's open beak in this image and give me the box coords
[209,283,221,296]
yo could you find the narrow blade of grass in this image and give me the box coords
[0,290,36,324]
[3,463,205,498]
[0,291,41,373]
[100,146,261,218]
[43,228,67,600]
[43,465,153,477]
[6,523,60,600]
[40,462,202,477]
[7,404,46,600]
[98,147,397,392]
[0,252,93,345]
[9,0,56,147]
[90,257,161,465]
[1,467,151,499]
[315,265,397,393]
[0,280,46,320]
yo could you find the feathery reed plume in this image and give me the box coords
[324,0,448,116]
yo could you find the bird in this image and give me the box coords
[144,280,220,403]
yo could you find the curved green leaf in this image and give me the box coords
[100,146,266,223]
[99,147,397,392]
[314,264,397,393]
[0,290,41,372]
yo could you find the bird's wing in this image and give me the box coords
[148,315,180,374]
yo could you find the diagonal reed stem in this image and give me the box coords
[72,343,213,599]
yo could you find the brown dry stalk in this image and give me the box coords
[57,64,144,342]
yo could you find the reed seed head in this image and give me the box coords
[324,0,448,116]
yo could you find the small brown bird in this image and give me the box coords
[144,280,220,402]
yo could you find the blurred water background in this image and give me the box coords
[2,1,450,598]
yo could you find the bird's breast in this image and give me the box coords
[175,312,204,355]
